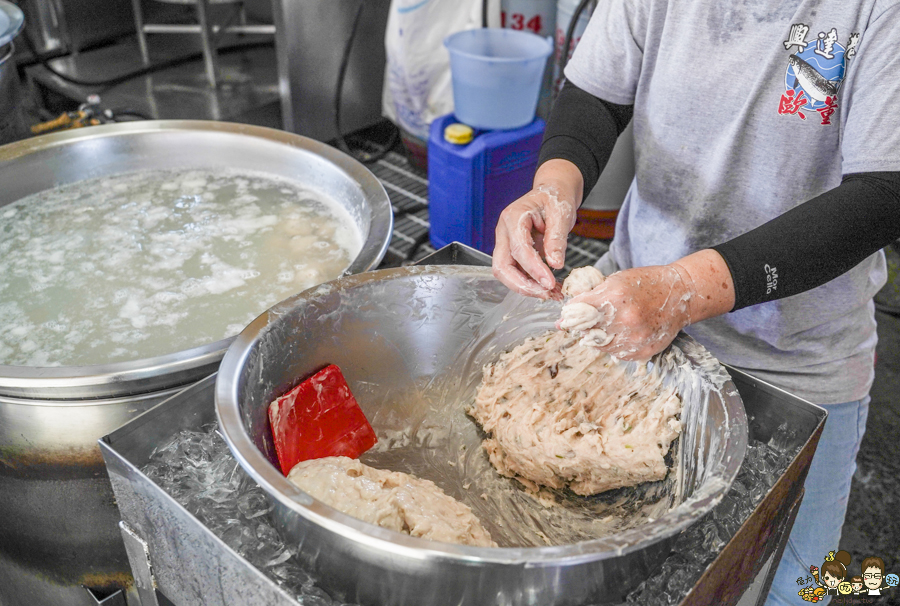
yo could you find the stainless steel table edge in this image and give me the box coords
[99,375,304,606]
[680,365,827,606]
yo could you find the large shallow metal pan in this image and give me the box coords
[0,120,392,399]
[0,120,391,605]
[216,266,748,606]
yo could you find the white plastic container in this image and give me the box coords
[444,28,553,130]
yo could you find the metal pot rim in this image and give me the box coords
[216,265,748,564]
[0,120,392,400]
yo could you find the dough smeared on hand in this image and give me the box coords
[560,266,613,347]
[558,301,614,347]
[561,266,606,298]
[287,456,496,547]
[469,331,682,496]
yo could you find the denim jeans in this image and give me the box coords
[763,396,870,606]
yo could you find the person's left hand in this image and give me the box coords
[492,184,575,300]
[492,158,583,300]
[559,264,696,361]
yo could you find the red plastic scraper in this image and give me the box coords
[268,364,377,476]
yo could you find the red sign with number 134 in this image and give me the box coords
[501,12,544,34]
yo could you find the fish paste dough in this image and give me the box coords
[468,267,682,496]
[561,266,607,297]
[559,266,614,346]
[287,456,496,547]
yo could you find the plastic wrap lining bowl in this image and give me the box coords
[215,265,748,606]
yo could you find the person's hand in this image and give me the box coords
[559,265,695,360]
[557,250,736,361]
[492,160,582,299]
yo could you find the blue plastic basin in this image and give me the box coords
[444,28,552,130]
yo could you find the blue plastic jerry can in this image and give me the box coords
[427,114,545,255]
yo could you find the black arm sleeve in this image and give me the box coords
[712,171,900,311]
[537,80,633,201]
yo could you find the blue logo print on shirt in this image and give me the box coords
[778,24,859,125]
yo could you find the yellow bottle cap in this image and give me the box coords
[444,123,474,144]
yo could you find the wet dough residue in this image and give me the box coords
[468,267,682,496]
[287,456,496,547]
[561,266,606,297]
[559,266,614,346]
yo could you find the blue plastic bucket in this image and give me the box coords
[444,28,552,130]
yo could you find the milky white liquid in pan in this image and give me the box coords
[0,168,361,367]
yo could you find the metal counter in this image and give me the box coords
[99,364,825,606]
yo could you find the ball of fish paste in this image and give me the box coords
[561,266,606,298]
[287,456,496,547]
[559,266,614,346]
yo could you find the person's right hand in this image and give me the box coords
[557,250,737,361]
[492,160,582,299]
[559,264,695,361]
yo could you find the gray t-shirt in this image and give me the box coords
[566,0,900,404]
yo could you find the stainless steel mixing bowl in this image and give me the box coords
[216,266,748,606]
